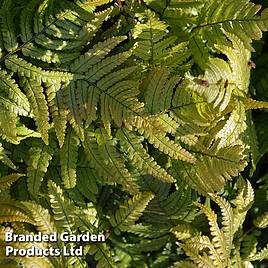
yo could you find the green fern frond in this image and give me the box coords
[181,235,218,268]
[187,0,268,66]
[210,194,233,256]
[5,55,77,83]
[0,70,30,116]
[0,109,17,143]
[232,179,254,233]
[60,128,80,189]
[70,36,127,73]
[215,101,247,148]
[21,202,57,234]
[134,235,170,253]
[83,129,139,193]
[254,212,268,228]
[132,9,191,69]
[0,173,24,190]
[109,191,155,235]
[215,31,251,93]
[85,51,131,83]
[160,0,204,31]
[171,81,216,127]
[116,128,175,183]
[171,223,197,240]
[47,180,75,232]
[132,10,169,62]
[20,77,50,144]
[178,143,247,194]
[249,244,268,261]
[97,128,140,193]
[194,201,226,264]
[243,97,268,110]
[141,185,195,231]
[0,0,18,52]
[45,81,68,147]
[76,165,98,202]
[142,67,180,114]
[240,233,258,260]
[64,81,87,141]
[27,139,55,196]
[0,143,16,169]
[87,244,116,268]
[134,116,196,163]
[0,200,35,224]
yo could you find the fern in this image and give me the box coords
[0,0,268,267]
[27,138,55,196]
[109,191,154,235]
[47,180,75,232]
[175,180,256,267]
[0,173,24,190]
[60,128,80,189]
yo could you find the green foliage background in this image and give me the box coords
[0,0,268,267]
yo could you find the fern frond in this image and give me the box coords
[134,116,196,163]
[116,128,175,183]
[70,36,127,73]
[160,0,204,30]
[0,70,30,116]
[188,0,268,66]
[21,202,57,233]
[97,128,140,193]
[5,55,77,83]
[64,81,86,140]
[60,128,80,189]
[171,223,197,240]
[181,235,218,268]
[0,0,18,52]
[109,191,155,235]
[0,173,24,190]
[243,97,268,110]
[254,212,268,228]
[249,244,268,261]
[20,77,50,144]
[45,81,68,147]
[142,67,180,114]
[86,51,131,83]
[171,81,216,127]
[0,109,17,143]
[100,79,144,133]
[211,194,233,256]
[76,166,98,202]
[132,10,168,61]
[240,232,258,260]
[132,9,190,69]
[83,129,139,193]
[215,31,251,93]
[194,202,225,264]
[87,244,116,268]
[0,200,35,224]
[47,180,75,232]
[134,235,170,252]
[215,101,247,148]
[178,143,247,194]
[141,181,196,231]
[27,139,54,196]
[232,179,254,233]
[0,143,16,169]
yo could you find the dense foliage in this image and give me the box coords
[0,0,268,267]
